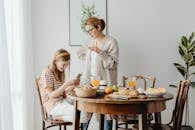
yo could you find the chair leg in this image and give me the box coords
[64,125,66,130]
[115,117,118,130]
[59,125,61,130]
[125,122,128,128]
[42,121,45,130]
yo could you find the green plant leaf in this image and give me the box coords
[190,72,195,75]
[191,41,195,49]
[183,53,193,63]
[173,63,186,77]
[90,3,95,10]
[178,45,185,56]
[189,60,195,66]
[169,84,177,88]
[188,43,195,53]
[193,32,195,36]
[179,44,187,57]
[181,36,188,48]
[191,82,195,88]
[189,32,195,43]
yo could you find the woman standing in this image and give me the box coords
[77,17,119,130]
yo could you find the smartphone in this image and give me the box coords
[76,73,82,79]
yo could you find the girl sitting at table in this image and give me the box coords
[39,49,80,122]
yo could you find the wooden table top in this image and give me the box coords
[67,92,174,104]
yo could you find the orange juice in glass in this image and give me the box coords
[91,80,100,87]
[128,77,136,89]
[90,76,100,88]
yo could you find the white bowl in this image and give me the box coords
[144,87,167,97]
[144,91,166,97]
[74,87,97,98]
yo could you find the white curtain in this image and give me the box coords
[0,0,14,130]
[0,0,34,130]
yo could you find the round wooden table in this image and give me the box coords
[67,92,173,130]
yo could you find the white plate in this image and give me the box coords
[108,94,130,100]
[144,91,166,97]
[108,93,138,100]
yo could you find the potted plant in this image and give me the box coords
[170,32,195,87]
[170,32,195,129]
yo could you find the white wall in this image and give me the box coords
[32,0,195,129]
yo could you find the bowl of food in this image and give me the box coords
[118,87,139,97]
[144,87,166,97]
[74,85,97,98]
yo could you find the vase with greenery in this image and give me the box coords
[170,32,195,127]
[170,32,195,88]
[80,1,97,32]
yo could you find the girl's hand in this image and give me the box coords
[73,78,80,86]
[66,79,80,86]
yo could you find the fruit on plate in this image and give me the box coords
[112,85,119,92]
[118,87,138,97]
[128,90,138,97]
[118,89,130,95]
[105,86,113,94]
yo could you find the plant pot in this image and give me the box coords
[182,125,193,130]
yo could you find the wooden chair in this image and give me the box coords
[148,80,190,130]
[115,75,156,130]
[35,77,72,130]
[122,75,156,89]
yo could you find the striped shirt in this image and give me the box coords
[40,68,64,113]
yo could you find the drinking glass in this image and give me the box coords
[90,75,100,87]
[80,77,90,86]
[128,77,136,89]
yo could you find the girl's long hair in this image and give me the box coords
[48,49,70,82]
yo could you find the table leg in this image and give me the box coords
[100,114,104,130]
[73,101,80,130]
[142,113,147,130]
[154,112,161,124]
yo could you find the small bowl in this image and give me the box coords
[144,87,167,97]
[74,86,97,98]
[144,91,166,97]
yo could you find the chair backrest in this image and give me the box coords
[35,77,48,121]
[122,75,156,90]
[171,80,190,130]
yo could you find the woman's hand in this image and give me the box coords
[88,46,101,53]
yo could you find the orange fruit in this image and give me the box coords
[105,87,113,94]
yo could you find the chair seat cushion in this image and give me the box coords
[46,117,72,125]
